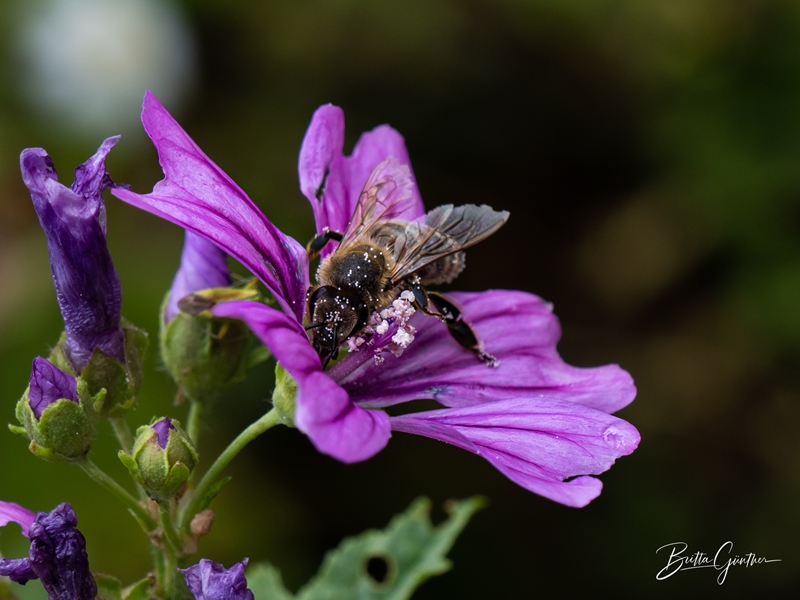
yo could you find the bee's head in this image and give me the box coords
[307,285,368,366]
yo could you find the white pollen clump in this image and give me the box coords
[392,327,414,347]
[347,336,365,352]
[344,292,418,363]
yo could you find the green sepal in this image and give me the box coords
[94,574,123,600]
[119,418,198,502]
[272,364,297,427]
[7,424,26,437]
[247,497,484,600]
[160,282,263,406]
[162,462,191,497]
[13,378,101,462]
[117,450,140,480]
[48,320,148,418]
[122,577,155,600]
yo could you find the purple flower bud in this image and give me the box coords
[165,231,231,323]
[180,558,254,600]
[21,137,125,373]
[28,357,79,419]
[0,503,96,600]
[151,417,175,449]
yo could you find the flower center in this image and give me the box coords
[345,290,417,365]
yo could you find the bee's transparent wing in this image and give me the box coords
[388,204,509,284]
[338,158,416,251]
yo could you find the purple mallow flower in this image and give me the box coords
[113,92,639,507]
[28,357,79,419]
[180,558,254,600]
[21,137,125,372]
[0,502,96,600]
[165,231,231,323]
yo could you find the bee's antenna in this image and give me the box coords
[304,322,325,331]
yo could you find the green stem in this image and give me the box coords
[109,417,135,454]
[78,459,157,532]
[179,408,281,530]
[186,400,203,452]
[159,503,184,558]
[159,543,177,600]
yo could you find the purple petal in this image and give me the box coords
[298,104,350,235]
[0,558,36,585]
[71,136,121,202]
[297,106,425,255]
[165,232,232,322]
[391,397,640,507]
[0,501,36,536]
[346,125,425,221]
[180,558,253,600]
[151,418,175,449]
[212,301,391,463]
[336,290,636,413]
[21,140,125,372]
[28,357,79,419]
[112,91,308,321]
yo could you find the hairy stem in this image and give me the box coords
[109,417,135,454]
[186,400,203,454]
[179,408,280,529]
[159,503,184,558]
[78,458,157,531]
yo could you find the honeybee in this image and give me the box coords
[306,158,509,367]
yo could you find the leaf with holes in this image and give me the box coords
[295,496,484,600]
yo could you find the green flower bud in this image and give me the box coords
[119,418,198,502]
[49,318,148,419]
[10,357,102,462]
[160,284,268,406]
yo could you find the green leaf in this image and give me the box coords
[122,576,155,600]
[247,563,293,600]
[296,496,484,600]
[94,574,123,600]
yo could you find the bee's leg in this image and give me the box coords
[405,278,448,321]
[427,291,499,367]
[307,228,344,259]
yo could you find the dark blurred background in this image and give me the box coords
[1,0,799,598]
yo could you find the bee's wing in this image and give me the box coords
[388,204,509,284]
[338,158,417,251]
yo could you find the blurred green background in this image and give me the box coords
[1,0,799,597]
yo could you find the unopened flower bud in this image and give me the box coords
[10,358,101,462]
[119,418,198,502]
[160,278,267,403]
